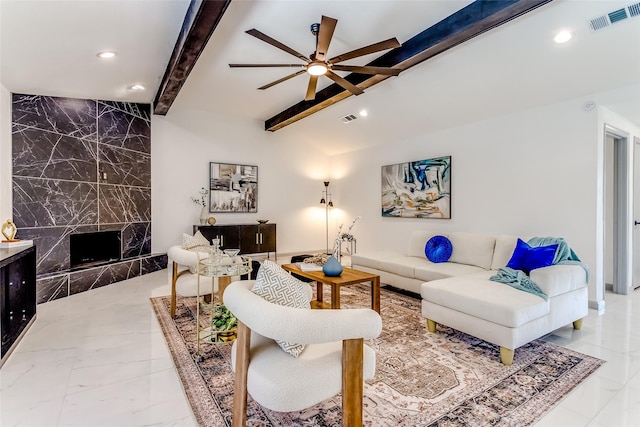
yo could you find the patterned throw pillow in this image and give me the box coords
[251,259,311,357]
[182,231,210,273]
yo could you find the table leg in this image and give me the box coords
[371,277,381,314]
[316,281,323,303]
[331,283,340,309]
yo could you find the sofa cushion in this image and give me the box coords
[408,230,444,257]
[377,256,431,278]
[351,251,404,270]
[530,264,588,297]
[447,232,496,270]
[414,262,486,282]
[421,276,550,328]
[424,235,452,263]
[506,239,557,274]
[491,235,520,270]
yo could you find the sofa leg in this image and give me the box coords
[426,319,437,333]
[500,347,514,365]
[572,318,583,330]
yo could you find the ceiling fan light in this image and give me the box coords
[307,63,327,76]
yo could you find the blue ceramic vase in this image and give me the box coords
[322,255,343,277]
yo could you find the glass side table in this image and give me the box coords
[193,255,252,360]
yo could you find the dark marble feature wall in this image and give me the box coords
[12,94,159,302]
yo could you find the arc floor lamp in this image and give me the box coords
[320,181,333,255]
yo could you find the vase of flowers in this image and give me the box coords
[192,187,209,225]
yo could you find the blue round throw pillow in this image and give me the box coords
[425,235,453,263]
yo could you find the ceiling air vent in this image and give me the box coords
[590,3,639,31]
[340,114,357,124]
[608,8,629,23]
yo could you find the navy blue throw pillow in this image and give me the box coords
[506,238,558,274]
[425,235,453,263]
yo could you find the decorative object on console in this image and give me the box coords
[381,156,451,219]
[319,181,333,254]
[192,187,209,225]
[1,219,19,242]
[424,235,453,263]
[207,216,217,225]
[209,162,258,213]
[256,219,269,224]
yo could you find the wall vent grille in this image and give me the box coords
[628,2,640,17]
[590,3,639,31]
[340,114,357,124]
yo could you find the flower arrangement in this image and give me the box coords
[192,187,208,207]
[333,216,361,255]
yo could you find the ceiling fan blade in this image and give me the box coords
[229,64,305,68]
[329,37,401,64]
[332,65,401,76]
[305,75,319,101]
[324,71,364,96]
[246,29,310,63]
[315,16,337,61]
[258,70,306,90]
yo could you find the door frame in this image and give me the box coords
[604,124,632,295]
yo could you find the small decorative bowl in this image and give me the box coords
[256,219,269,224]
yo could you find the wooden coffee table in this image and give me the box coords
[281,264,381,314]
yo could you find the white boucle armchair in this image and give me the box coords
[224,280,382,427]
[167,245,215,318]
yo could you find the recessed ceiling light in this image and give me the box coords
[97,51,117,59]
[554,30,572,44]
[128,84,145,91]
[359,110,368,117]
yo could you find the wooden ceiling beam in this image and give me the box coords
[153,0,232,115]
[265,0,553,132]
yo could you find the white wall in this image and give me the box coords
[0,84,11,221]
[331,96,604,305]
[151,108,332,255]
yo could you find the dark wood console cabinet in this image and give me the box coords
[194,224,276,258]
[1,245,36,366]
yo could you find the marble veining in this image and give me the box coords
[12,124,97,182]
[98,103,151,154]
[13,177,98,228]
[36,274,69,304]
[142,254,168,274]
[98,144,150,187]
[17,225,97,275]
[98,100,151,121]
[12,94,97,140]
[11,94,152,299]
[69,260,140,295]
[98,185,150,224]
[121,222,151,259]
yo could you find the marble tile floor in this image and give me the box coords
[0,269,639,426]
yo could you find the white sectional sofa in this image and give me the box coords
[351,230,588,365]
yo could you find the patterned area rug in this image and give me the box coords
[151,284,603,426]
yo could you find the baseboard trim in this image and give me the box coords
[588,299,605,315]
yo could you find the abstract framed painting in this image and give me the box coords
[381,156,451,219]
[209,162,258,213]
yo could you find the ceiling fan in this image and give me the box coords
[229,15,402,101]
